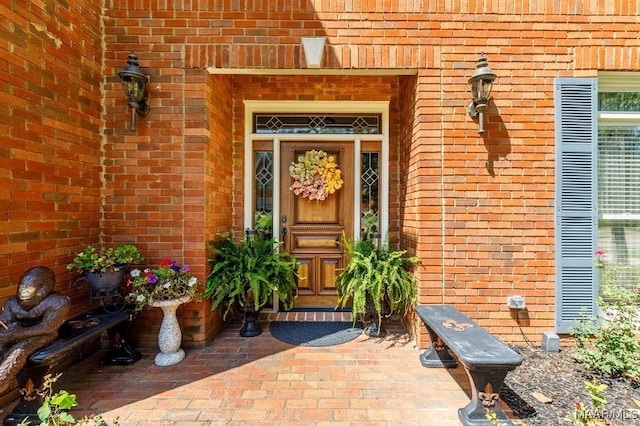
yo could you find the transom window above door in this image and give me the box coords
[253,114,381,134]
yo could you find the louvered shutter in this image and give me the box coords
[554,78,598,333]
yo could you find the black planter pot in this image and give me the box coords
[86,269,126,295]
[364,311,386,337]
[364,320,385,337]
[240,307,262,337]
[239,289,262,337]
[363,299,387,337]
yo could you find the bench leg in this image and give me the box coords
[458,367,513,426]
[419,327,457,368]
[100,321,141,365]
[2,364,49,426]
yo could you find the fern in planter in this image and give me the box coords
[335,235,419,336]
[205,233,299,336]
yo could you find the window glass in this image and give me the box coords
[360,152,379,236]
[254,114,381,134]
[597,121,640,287]
[598,126,640,215]
[599,92,640,112]
[254,151,273,237]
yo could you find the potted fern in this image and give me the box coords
[205,232,299,337]
[335,235,419,337]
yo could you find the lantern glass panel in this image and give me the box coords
[121,77,146,102]
[471,81,481,103]
[478,79,493,102]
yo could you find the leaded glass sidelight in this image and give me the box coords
[254,152,273,237]
[361,152,379,236]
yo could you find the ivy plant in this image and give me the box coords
[67,244,143,274]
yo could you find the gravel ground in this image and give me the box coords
[502,345,640,425]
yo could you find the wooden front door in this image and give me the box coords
[280,142,354,307]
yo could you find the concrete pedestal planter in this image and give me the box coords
[149,295,191,366]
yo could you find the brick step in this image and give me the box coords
[258,311,354,322]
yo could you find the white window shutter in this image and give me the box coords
[554,78,598,333]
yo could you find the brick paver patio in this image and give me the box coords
[0,315,479,425]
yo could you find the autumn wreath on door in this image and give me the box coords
[289,150,344,201]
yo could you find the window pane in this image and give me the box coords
[361,152,379,236]
[597,220,640,288]
[254,152,273,237]
[598,126,640,215]
[598,125,640,289]
[599,92,640,112]
[254,114,381,134]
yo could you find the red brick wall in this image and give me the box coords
[102,68,234,349]
[436,48,560,343]
[4,0,640,357]
[0,1,103,317]
[119,1,635,343]
[201,74,235,343]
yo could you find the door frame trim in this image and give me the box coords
[243,101,390,310]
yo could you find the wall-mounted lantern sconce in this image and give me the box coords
[467,53,497,134]
[118,53,150,131]
[302,37,326,68]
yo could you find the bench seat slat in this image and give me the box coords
[29,310,130,366]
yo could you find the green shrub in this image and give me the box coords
[571,254,640,380]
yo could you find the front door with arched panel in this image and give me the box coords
[280,142,354,307]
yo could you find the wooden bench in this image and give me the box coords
[415,305,522,426]
[3,308,140,426]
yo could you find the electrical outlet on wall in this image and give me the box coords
[507,295,526,309]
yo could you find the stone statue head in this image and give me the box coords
[17,266,56,310]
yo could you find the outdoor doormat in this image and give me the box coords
[269,321,363,347]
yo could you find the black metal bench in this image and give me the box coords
[415,305,522,426]
[3,308,140,426]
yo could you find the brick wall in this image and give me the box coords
[200,74,235,343]
[0,1,104,317]
[103,68,235,349]
[4,0,640,358]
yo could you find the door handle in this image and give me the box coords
[281,226,288,248]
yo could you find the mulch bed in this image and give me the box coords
[501,346,639,425]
